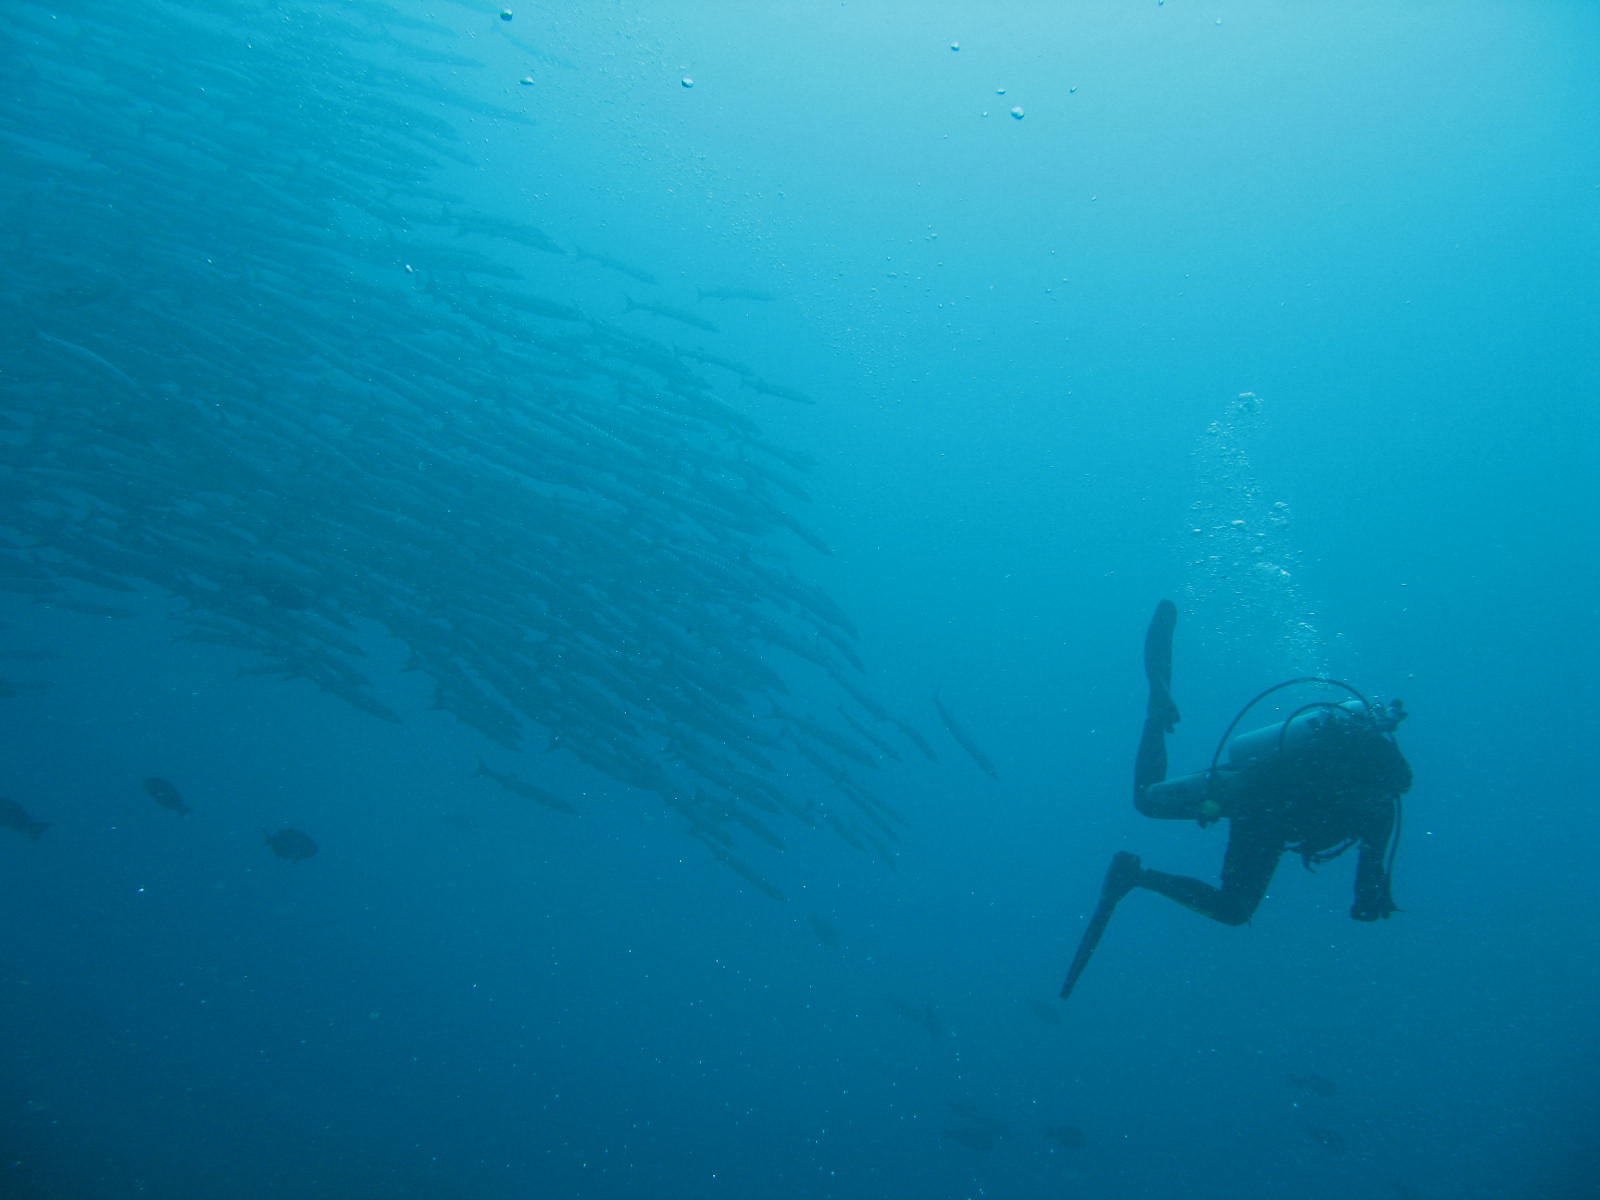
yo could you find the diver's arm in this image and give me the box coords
[1350,797,1398,921]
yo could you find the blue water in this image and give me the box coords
[2,3,1595,1198]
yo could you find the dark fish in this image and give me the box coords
[143,777,192,815]
[0,797,49,841]
[36,330,149,398]
[264,828,318,861]
[238,573,313,611]
[677,346,755,377]
[888,997,944,1042]
[742,375,814,405]
[1288,1072,1337,1098]
[702,840,787,903]
[838,708,902,763]
[948,1101,1005,1130]
[49,601,134,619]
[1026,997,1062,1027]
[943,1126,1001,1151]
[809,913,841,947]
[449,209,561,255]
[888,713,940,762]
[475,759,578,815]
[944,1102,1009,1150]
[623,297,719,333]
[1045,1124,1087,1149]
[574,246,658,285]
[932,692,1000,780]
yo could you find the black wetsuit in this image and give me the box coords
[1128,602,1409,925]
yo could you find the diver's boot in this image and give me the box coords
[1104,850,1143,902]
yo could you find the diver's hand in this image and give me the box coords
[1196,769,1248,827]
[1351,893,1396,922]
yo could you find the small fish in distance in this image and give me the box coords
[264,828,318,861]
[0,797,49,840]
[144,777,192,815]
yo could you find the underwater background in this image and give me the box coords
[1,2,1595,1198]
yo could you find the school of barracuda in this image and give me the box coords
[0,0,923,891]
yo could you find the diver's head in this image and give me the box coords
[1295,704,1413,796]
[1378,698,1407,732]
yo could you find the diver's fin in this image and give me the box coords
[1060,852,1142,1001]
[1144,599,1180,730]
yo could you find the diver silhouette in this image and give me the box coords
[1061,600,1411,1001]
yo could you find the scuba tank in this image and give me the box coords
[1224,697,1405,769]
[1139,679,1407,834]
[1212,680,1404,772]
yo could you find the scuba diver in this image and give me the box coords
[1060,600,1412,1001]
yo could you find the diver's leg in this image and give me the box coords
[1065,600,1182,999]
[1134,717,1170,798]
[1135,819,1283,926]
[1134,600,1181,798]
